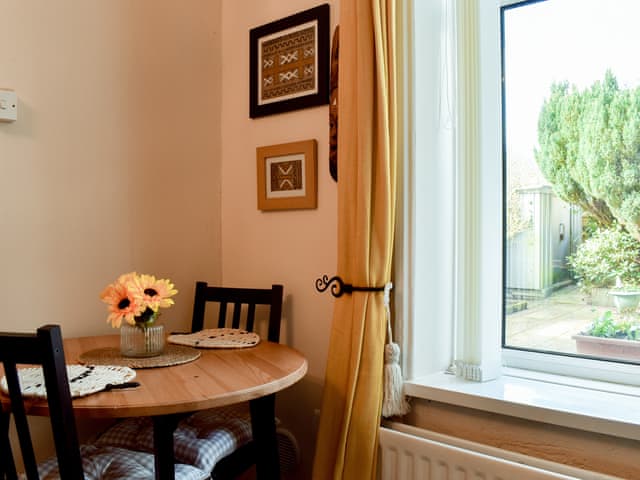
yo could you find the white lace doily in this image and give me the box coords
[0,364,136,399]
[167,328,260,349]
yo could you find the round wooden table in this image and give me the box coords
[6,334,308,480]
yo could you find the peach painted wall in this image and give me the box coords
[1,0,335,474]
[1,0,222,461]
[219,1,339,477]
[0,1,222,336]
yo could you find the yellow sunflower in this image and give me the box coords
[99,274,144,328]
[133,274,178,312]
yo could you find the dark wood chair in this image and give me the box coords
[86,283,287,478]
[0,325,85,480]
[0,325,209,480]
[190,281,284,479]
[90,282,283,480]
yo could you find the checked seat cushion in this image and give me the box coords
[95,404,253,472]
[26,445,209,480]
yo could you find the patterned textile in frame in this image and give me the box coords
[270,160,303,193]
[260,24,317,103]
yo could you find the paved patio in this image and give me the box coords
[505,284,612,353]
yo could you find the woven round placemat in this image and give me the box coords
[168,328,260,349]
[78,344,201,369]
[1,365,136,399]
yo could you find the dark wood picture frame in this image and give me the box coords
[250,4,330,118]
[256,139,317,211]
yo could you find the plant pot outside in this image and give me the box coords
[572,334,640,361]
[584,287,615,307]
[608,290,640,313]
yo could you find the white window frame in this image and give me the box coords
[399,0,640,435]
[400,0,503,384]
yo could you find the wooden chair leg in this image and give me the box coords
[249,394,280,480]
[0,411,17,480]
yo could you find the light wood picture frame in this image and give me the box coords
[256,139,317,211]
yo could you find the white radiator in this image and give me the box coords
[379,424,621,480]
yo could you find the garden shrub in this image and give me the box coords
[568,224,640,290]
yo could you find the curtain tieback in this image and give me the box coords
[315,276,410,416]
[314,275,386,298]
[382,282,410,417]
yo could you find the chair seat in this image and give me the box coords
[27,444,209,480]
[96,404,253,472]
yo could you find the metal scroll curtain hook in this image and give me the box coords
[315,275,385,298]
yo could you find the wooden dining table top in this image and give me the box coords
[4,334,308,419]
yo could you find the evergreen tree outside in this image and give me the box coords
[536,71,640,242]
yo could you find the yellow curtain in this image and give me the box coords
[312,0,401,478]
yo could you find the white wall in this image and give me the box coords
[220,1,338,476]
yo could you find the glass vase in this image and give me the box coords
[120,323,165,358]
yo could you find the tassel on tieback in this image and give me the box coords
[383,342,410,417]
[381,283,410,418]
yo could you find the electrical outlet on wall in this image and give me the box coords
[0,90,18,122]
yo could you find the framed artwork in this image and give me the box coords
[250,4,330,118]
[256,140,317,211]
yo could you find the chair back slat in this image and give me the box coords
[217,302,229,329]
[246,304,257,332]
[0,325,85,480]
[191,282,284,343]
[232,303,242,329]
[267,286,283,343]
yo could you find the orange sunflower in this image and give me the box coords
[132,274,178,312]
[99,272,144,327]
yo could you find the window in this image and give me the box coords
[501,0,640,375]
[402,0,640,387]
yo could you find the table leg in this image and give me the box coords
[152,414,180,480]
[249,394,280,480]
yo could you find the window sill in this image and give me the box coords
[405,368,640,442]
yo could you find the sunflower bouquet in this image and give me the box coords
[100,272,178,328]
